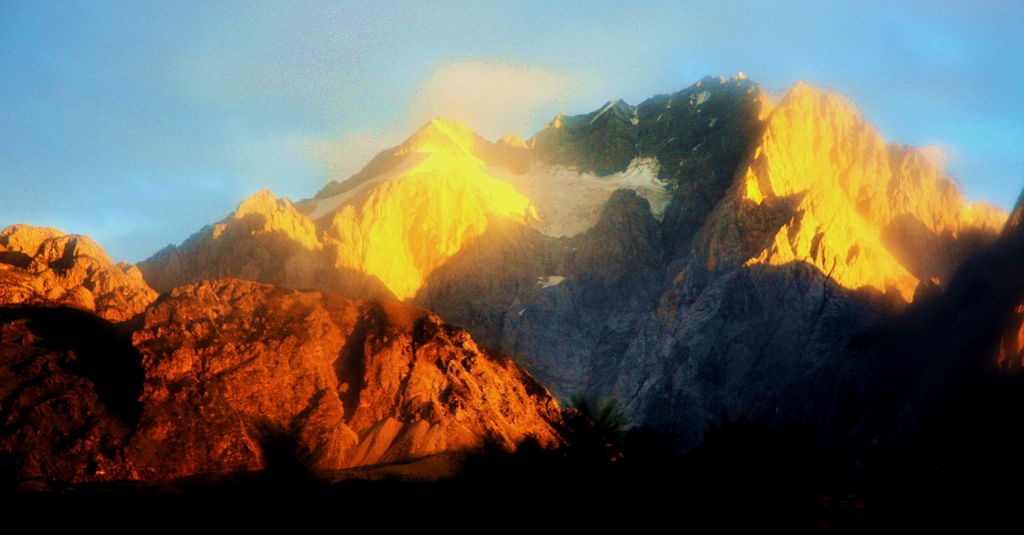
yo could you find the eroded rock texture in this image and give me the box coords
[127,279,561,479]
[0,279,561,484]
[0,225,156,322]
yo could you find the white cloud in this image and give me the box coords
[406,60,582,140]
[919,144,952,170]
[307,61,586,185]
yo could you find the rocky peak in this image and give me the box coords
[695,81,1007,301]
[0,224,157,321]
[0,224,66,257]
[139,189,393,300]
[403,117,483,159]
[229,189,322,251]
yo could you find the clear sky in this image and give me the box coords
[2,0,1022,262]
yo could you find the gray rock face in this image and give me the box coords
[615,262,882,447]
[413,77,766,410]
[417,190,665,399]
[499,190,665,398]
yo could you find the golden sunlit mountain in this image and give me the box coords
[727,82,1004,300]
[3,74,1022,518]
[142,116,671,302]
[0,224,157,321]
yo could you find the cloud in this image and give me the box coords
[919,144,952,170]
[407,60,582,140]
[307,61,586,184]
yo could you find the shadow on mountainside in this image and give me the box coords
[0,305,144,427]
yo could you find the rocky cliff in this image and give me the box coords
[126,279,561,479]
[0,224,157,321]
[1,273,561,483]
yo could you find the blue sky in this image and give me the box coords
[1,0,1022,262]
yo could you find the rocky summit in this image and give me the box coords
[0,224,157,322]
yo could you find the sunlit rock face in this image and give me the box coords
[321,119,537,300]
[717,82,1005,301]
[139,190,395,301]
[143,116,675,303]
[126,279,561,479]
[0,224,156,321]
[0,279,561,483]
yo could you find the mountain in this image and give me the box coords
[0,277,560,484]
[0,224,157,321]
[610,79,1005,444]
[139,189,395,301]
[137,74,1006,447]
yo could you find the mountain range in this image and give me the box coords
[2,74,1021,511]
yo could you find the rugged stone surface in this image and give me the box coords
[1,279,561,483]
[139,190,395,301]
[127,279,561,479]
[0,306,141,485]
[532,75,769,260]
[0,225,157,322]
[721,82,1004,300]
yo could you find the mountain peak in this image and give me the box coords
[0,224,156,320]
[234,188,283,217]
[404,117,482,159]
[721,79,1006,300]
[0,224,67,257]
[498,134,529,149]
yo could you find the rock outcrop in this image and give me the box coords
[0,224,156,321]
[707,82,1004,301]
[0,306,141,485]
[0,279,561,483]
[127,279,561,479]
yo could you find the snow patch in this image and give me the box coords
[537,275,566,289]
[590,99,620,125]
[487,157,671,238]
